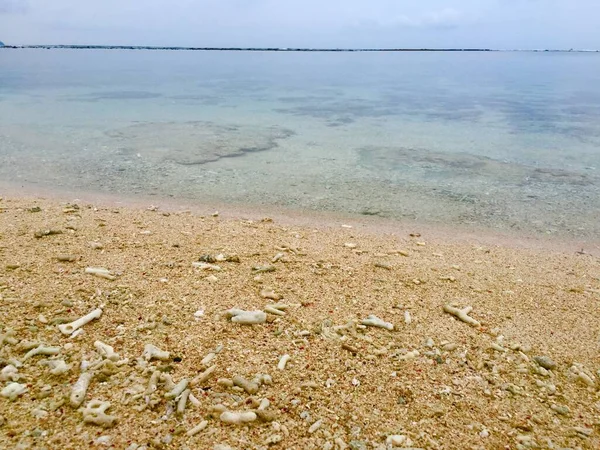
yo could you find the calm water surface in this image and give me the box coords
[1,49,600,238]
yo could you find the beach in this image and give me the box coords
[2,7,600,450]
[1,194,599,449]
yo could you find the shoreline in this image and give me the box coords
[2,46,599,53]
[2,179,599,258]
[0,195,599,448]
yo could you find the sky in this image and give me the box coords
[0,0,599,49]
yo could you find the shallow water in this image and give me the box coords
[1,49,600,238]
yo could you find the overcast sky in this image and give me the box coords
[1,0,599,49]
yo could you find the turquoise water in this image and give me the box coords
[1,49,600,238]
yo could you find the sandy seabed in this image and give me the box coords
[0,195,599,450]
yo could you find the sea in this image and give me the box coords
[1,49,599,239]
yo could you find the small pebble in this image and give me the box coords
[550,404,570,416]
[264,434,282,445]
[278,354,291,370]
[342,343,359,354]
[308,419,322,434]
[534,356,557,370]
[56,254,77,262]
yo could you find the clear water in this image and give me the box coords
[1,49,600,238]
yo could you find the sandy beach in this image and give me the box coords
[1,195,599,450]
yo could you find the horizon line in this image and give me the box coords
[1,44,599,53]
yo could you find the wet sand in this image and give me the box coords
[0,195,599,449]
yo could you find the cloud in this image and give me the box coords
[0,0,28,14]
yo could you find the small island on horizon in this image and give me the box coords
[0,43,599,52]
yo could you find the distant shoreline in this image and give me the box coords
[1,45,599,52]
